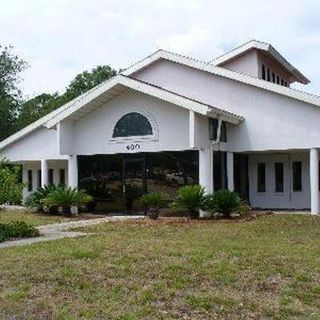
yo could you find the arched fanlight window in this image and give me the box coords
[112,112,153,138]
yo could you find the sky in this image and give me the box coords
[1,0,320,98]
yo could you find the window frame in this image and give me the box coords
[110,109,158,144]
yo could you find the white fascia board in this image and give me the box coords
[123,49,319,107]
[211,40,268,65]
[46,75,243,128]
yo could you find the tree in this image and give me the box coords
[0,159,25,205]
[64,65,117,101]
[0,46,27,141]
[16,93,58,129]
[16,64,117,131]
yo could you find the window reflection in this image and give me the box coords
[78,151,199,212]
[113,112,153,138]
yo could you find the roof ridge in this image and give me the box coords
[210,40,265,62]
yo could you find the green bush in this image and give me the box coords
[208,190,241,219]
[141,192,167,219]
[0,221,40,243]
[25,185,59,212]
[43,185,92,216]
[236,199,251,215]
[172,185,208,219]
[0,159,25,205]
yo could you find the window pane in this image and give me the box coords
[48,169,54,185]
[220,122,227,142]
[275,162,284,192]
[60,169,65,185]
[37,170,42,189]
[257,163,266,192]
[28,170,33,192]
[209,118,219,140]
[262,65,266,80]
[292,161,302,191]
[113,112,153,138]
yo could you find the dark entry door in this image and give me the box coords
[122,157,146,213]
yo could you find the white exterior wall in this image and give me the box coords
[22,160,68,200]
[219,49,259,78]
[248,152,310,209]
[0,127,67,162]
[70,91,197,155]
[133,60,320,152]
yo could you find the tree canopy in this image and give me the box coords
[0,44,117,141]
[0,46,27,141]
[16,65,117,132]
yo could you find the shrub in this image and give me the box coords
[25,185,59,212]
[236,199,251,215]
[208,190,241,219]
[141,192,167,219]
[43,186,92,216]
[172,185,208,219]
[0,221,39,243]
[0,159,25,205]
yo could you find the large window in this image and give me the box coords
[78,151,199,212]
[275,162,284,192]
[292,161,302,192]
[257,163,266,192]
[112,112,153,138]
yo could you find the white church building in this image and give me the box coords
[1,40,320,214]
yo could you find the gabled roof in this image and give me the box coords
[0,75,243,150]
[122,48,319,106]
[211,40,309,84]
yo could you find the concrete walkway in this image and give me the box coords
[0,215,144,249]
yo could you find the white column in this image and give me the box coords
[227,152,234,191]
[41,159,48,188]
[68,155,78,188]
[310,148,319,215]
[199,147,213,193]
[22,164,28,203]
[189,110,195,148]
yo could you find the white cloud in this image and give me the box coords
[1,0,320,96]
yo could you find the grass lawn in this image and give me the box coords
[1,214,320,319]
[0,209,106,226]
[0,209,74,226]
